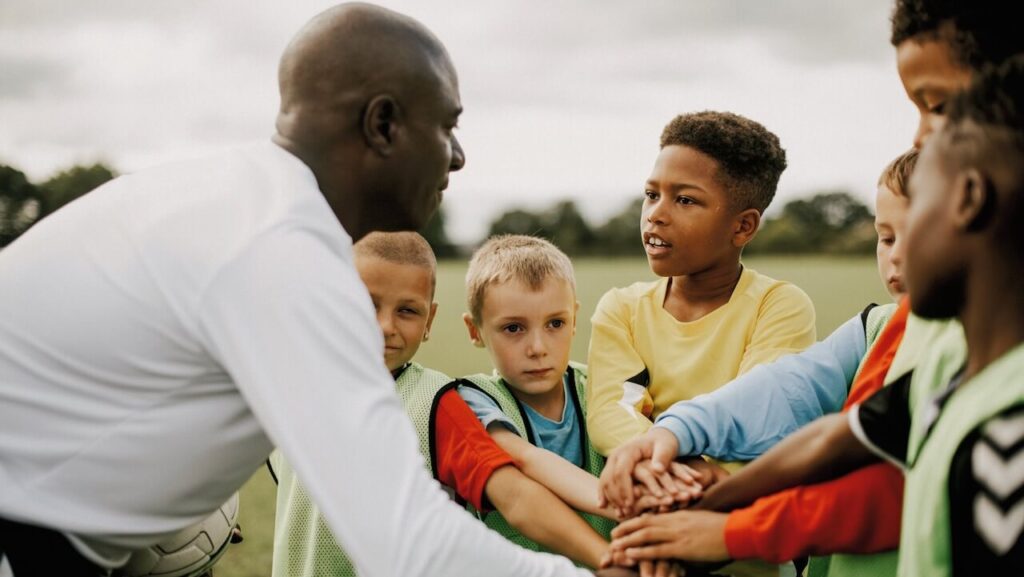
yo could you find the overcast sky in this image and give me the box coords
[0,0,918,243]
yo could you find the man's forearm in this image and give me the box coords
[697,414,873,512]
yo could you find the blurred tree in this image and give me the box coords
[0,165,42,247]
[38,163,116,217]
[486,208,546,238]
[420,206,458,259]
[594,198,643,256]
[542,200,595,255]
[748,191,874,255]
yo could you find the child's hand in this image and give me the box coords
[676,457,730,488]
[599,428,680,515]
[634,460,702,509]
[609,509,731,563]
[638,559,684,577]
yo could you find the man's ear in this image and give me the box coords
[362,94,401,155]
[733,208,762,248]
[462,312,485,348]
[955,169,997,233]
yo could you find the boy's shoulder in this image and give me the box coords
[397,361,453,387]
[595,278,666,312]
[737,267,813,310]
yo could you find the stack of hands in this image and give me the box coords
[595,428,733,577]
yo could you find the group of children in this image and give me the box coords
[267,0,1023,576]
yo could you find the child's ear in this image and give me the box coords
[423,302,438,342]
[462,312,485,348]
[955,169,997,233]
[732,208,761,248]
[572,301,580,335]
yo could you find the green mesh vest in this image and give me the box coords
[899,331,1024,576]
[806,302,898,577]
[458,361,617,551]
[270,363,455,577]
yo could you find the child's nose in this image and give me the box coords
[526,333,547,357]
[645,200,669,225]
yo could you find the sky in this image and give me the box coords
[0,0,919,244]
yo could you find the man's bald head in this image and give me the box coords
[276,3,451,149]
[273,3,465,242]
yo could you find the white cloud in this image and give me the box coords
[0,0,918,243]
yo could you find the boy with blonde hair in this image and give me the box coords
[270,232,609,576]
[458,235,696,570]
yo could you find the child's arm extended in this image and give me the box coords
[485,464,609,569]
[696,412,877,512]
[489,425,619,519]
[586,290,657,454]
[655,312,866,462]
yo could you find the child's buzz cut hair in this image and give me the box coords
[878,148,920,199]
[890,0,1022,71]
[660,111,787,214]
[941,55,1024,246]
[465,234,575,326]
[354,231,437,292]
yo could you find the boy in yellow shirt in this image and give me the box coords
[587,111,817,456]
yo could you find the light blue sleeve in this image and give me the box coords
[654,312,867,461]
[457,385,518,433]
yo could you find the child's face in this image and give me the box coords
[896,38,973,149]
[641,145,744,278]
[356,255,437,373]
[874,184,910,300]
[464,277,577,404]
[902,139,962,319]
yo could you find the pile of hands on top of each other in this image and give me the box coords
[596,431,735,576]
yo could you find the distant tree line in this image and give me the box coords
[483,191,877,257]
[1,161,876,257]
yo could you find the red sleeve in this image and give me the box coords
[433,389,515,511]
[724,462,903,562]
[722,300,912,562]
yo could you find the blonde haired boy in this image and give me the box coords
[458,235,701,568]
[270,232,608,575]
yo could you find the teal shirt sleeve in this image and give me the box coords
[654,313,866,461]
[457,385,517,433]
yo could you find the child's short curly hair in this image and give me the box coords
[660,111,786,214]
[890,0,1022,71]
[465,235,575,326]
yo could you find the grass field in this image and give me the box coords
[214,256,890,577]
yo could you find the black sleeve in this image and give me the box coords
[949,403,1024,576]
[850,371,912,467]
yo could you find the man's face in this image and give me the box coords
[903,136,964,318]
[896,38,973,149]
[389,60,465,230]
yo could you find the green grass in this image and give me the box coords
[216,256,889,577]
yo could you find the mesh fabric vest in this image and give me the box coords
[458,361,616,551]
[270,363,454,577]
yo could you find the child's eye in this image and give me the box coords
[644,190,658,201]
[503,324,523,334]
[549,319,565,329]
[399,307,421,316]
[928,102,946,115]
[676,195,695,206]
[879,236,895,247]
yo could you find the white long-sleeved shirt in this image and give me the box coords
[0,141,590,577]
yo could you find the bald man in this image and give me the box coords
[0,4,592,576]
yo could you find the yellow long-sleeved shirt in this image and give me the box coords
[586,267,816,455]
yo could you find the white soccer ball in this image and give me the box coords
[115,493,240,577]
